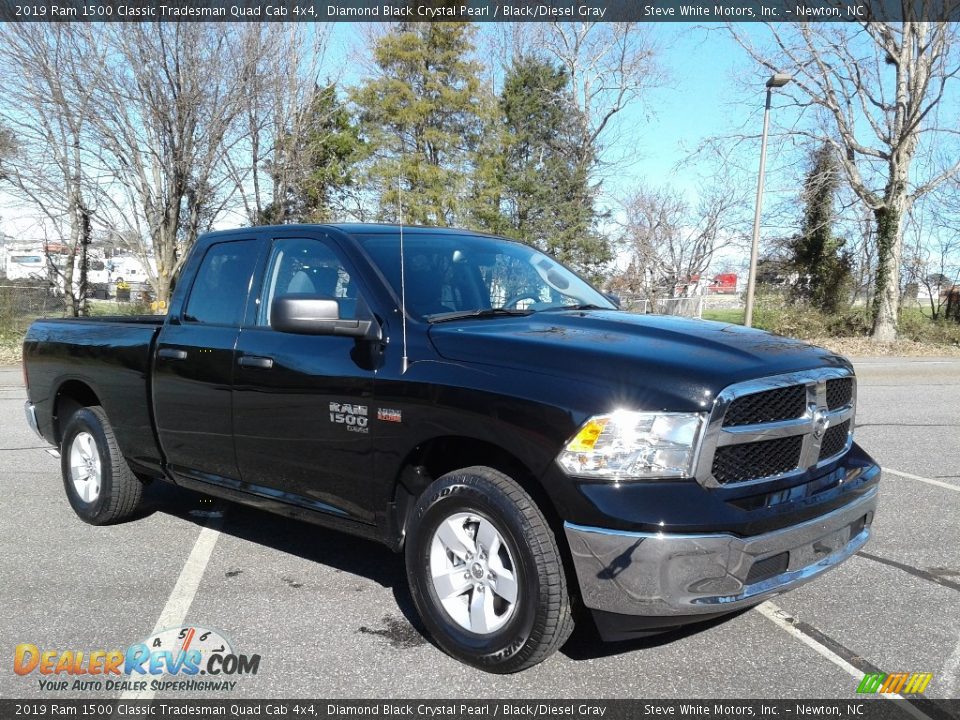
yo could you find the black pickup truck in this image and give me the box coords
[23,224,879,672]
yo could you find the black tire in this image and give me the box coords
[405,466,574,673]
[60,406,144,525]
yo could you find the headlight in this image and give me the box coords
[557,411,705,480]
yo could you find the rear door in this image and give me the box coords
[153,237,265,482]
[232,234,377,523]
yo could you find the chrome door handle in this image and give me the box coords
[157,348,188,361]
[238,355,274,369]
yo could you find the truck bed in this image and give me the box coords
[23,316,166,477]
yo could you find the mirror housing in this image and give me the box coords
[604,292,621,309]
[271,295,377,339]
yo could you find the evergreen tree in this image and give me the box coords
[299,84,365,222]
[351,23,485,226]
[499,56,611,280]
[260,83,364,224]
[790,144,852,313]
[466,102,510,237]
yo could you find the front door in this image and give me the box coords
[232,235,377,524]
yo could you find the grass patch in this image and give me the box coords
[704,293,960,351]
[702,307,744,324]
[0,335,23,365]
[87,299,152,316]
[898,310,960,346]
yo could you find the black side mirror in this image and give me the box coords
[604,292,621,309]
[271,295,378,339]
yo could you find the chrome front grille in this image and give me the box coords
[712,435,803,484]
[818,420,851,460]
[825,377,854,410]
[723,384,806,426]
[696,368,856,488]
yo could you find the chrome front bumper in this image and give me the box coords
[564,485,878,617]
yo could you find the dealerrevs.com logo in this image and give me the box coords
[13,626,260,693]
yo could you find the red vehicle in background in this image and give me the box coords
[674,272,739,296]
[709,273,738,294]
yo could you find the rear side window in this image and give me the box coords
[184,240,261,326]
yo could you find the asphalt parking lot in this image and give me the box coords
[1,358,958,700]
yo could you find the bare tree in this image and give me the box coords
[0,125,14,160]
[729,19,960,340]
[845,204,878,307]
[505,22,661,182]
[90,23,260,305]
[903,192,960,320]
[616,183,747,300]
[0,25,105,316]
[225,24,338,225]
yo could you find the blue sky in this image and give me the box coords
[616,25,750,191]
[321,22,814,279]
[15,21,952,277]
[7,22,764,247]
[326,23,768,203]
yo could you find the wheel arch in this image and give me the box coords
[386,436,564,552]
[53,379,102,446]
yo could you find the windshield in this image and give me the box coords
[357,232,615,321]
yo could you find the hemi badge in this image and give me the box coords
[377,408,402,423]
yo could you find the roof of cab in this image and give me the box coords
[200,223,494,241]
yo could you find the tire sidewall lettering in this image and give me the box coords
[410,478,541,666]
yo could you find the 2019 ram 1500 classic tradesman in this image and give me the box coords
[23,224,879,672]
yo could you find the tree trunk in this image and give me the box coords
[870,201,904,341]
[150,194,184,307]
[154,233,177,308]
[60,190,82,318]
[60,250,77,318]
[76,208,91,317]
[156,271,171,306]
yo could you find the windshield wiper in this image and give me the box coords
[428,308,534,323]
[537,303,612,312]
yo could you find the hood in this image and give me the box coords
[427,310,850,412]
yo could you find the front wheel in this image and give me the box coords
[405,466,574,673]
[60,405,144,525]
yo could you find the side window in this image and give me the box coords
[183,240,261,326]
[259,238,363,326]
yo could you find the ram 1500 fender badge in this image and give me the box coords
[329,402,369,433]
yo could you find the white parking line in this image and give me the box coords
[883,467,960,493]
[755,602,931,720]
[120,519,223,701]
[755,602,864,678]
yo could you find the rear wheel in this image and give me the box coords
[61,406,144,525]
[405,466,574,673]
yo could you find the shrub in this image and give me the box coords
[749,294,960,347]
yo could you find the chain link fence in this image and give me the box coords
[0,285,68,364]
[619,295,705,318]
[0,284,66,322]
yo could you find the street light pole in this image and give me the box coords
[744,72,792,328]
